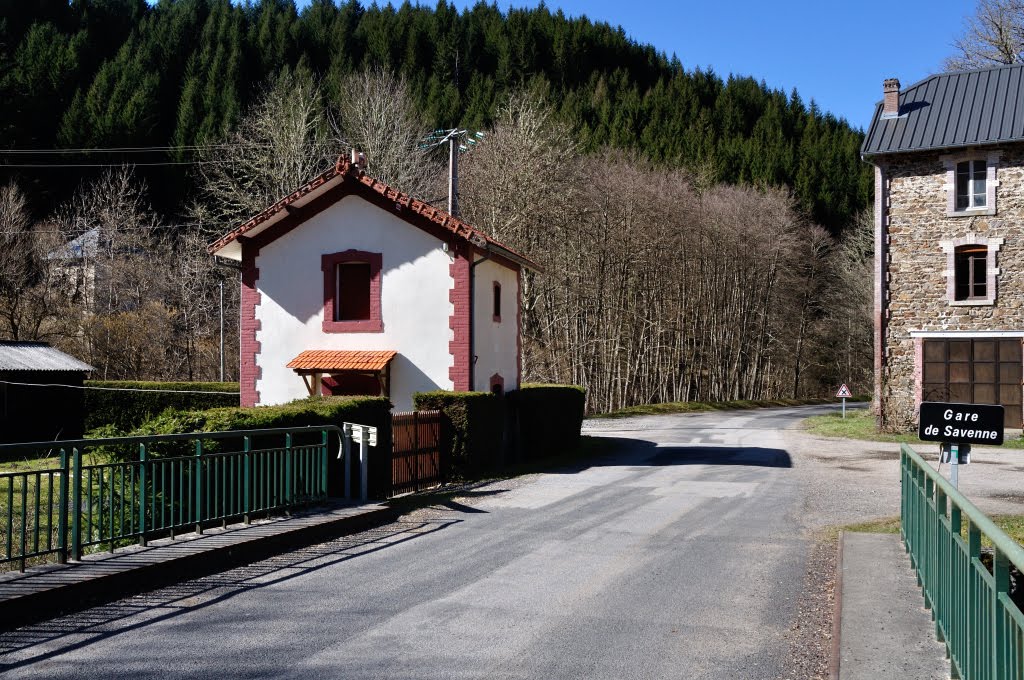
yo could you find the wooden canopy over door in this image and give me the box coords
[286,350,397,399]
[922,338,1023,427]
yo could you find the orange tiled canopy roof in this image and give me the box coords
[286,350,397,372]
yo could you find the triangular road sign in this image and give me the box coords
[836,383,853,399]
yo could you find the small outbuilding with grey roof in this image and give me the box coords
[863,63,1024,430]
[0,342,94,445]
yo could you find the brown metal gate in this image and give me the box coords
[390,410,444,496]
[922,338,1023,427]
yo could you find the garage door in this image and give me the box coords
[922,338,1023,427]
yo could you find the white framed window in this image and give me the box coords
[940,233,1002,306]
[955,160,987,210]
[942,151,999,216]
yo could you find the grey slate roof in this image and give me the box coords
[0,342,94,373]
[862,63,1024,157]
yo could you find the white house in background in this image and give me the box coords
[207,154,539,411]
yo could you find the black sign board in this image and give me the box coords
[918,402,1004,445]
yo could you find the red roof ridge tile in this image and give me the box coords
[207,155,540,271]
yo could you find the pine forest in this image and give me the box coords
[0,0,875,412]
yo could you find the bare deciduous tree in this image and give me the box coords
[333,67,439,197]
[194,67,335,230]
[946,0,1024,70]
[0,183,74,341]
[459,90,582,378]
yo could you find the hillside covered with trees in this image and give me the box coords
[1,0,870,230]
[0,0,878,409]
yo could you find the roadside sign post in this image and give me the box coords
[835,383,853,418]
[951,444,959,488]
[341,423,378,502]
[919,402,1003,489]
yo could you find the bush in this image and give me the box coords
[413,391,504,476]
[104,396,393,498]
[508,384,586,460]
[84,381,240,431]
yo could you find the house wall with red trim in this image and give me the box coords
[251,195,456,410]
[473,258,520,392]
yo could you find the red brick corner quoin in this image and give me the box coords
[449,245,471,391]
[240,239,262,407]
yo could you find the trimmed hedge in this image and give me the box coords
[102,396,393,499]
[85,381,240,431]
[413,391,504,476]
[509,384,586,460]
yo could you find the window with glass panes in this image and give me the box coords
[955,160,987,210]
[954,244,988,301]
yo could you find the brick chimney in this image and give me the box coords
[883,78,901,117]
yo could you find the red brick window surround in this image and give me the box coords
[940,233,1002,306]
[492,281,502,323]
[322,250,383,333]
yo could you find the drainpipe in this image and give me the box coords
[469,248,491,392]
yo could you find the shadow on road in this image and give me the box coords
[546,437,792,474]
[0,517,459,672]
[646,446,791,468]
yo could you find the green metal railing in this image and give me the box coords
[0,426,338,572]
[902,443,1024,679]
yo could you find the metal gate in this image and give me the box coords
[390,410,443,496]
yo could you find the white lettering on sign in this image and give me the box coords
[943,409,979,423]
[942,426,998,439]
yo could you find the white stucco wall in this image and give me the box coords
[254,195,454,411]
[473,259,519,391]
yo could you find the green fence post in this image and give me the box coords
[994,546,1011,678]
[284,433,293,507]
[320,430,328,501]
[71,448,81,561]
[194,440,203,534]
[935,487,947,641]
[968,520,981,679]
[57,449,68,564]
[243,436,251,525]
[138,444,148,547]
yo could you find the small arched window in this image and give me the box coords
[954,244,988,301]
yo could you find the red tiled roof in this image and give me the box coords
[286,350,397,372]
[207,156,540,271]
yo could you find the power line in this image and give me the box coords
[0,160,237,169]
[0,143,274,155]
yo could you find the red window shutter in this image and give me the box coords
[338,262,372,320]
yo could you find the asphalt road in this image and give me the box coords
[1,405,849,679]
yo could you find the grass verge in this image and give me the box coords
[841,514,1024,547]
[803,409,1024,449]
[593,395,869,419]
[0,451,108,474]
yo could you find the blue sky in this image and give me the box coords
[287,0,973,131]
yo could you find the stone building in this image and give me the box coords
[863,64,1024,429]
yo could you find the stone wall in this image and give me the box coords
[879,145,1024,428]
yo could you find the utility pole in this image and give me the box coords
[421,129,484,217]
[448,135,459,217]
